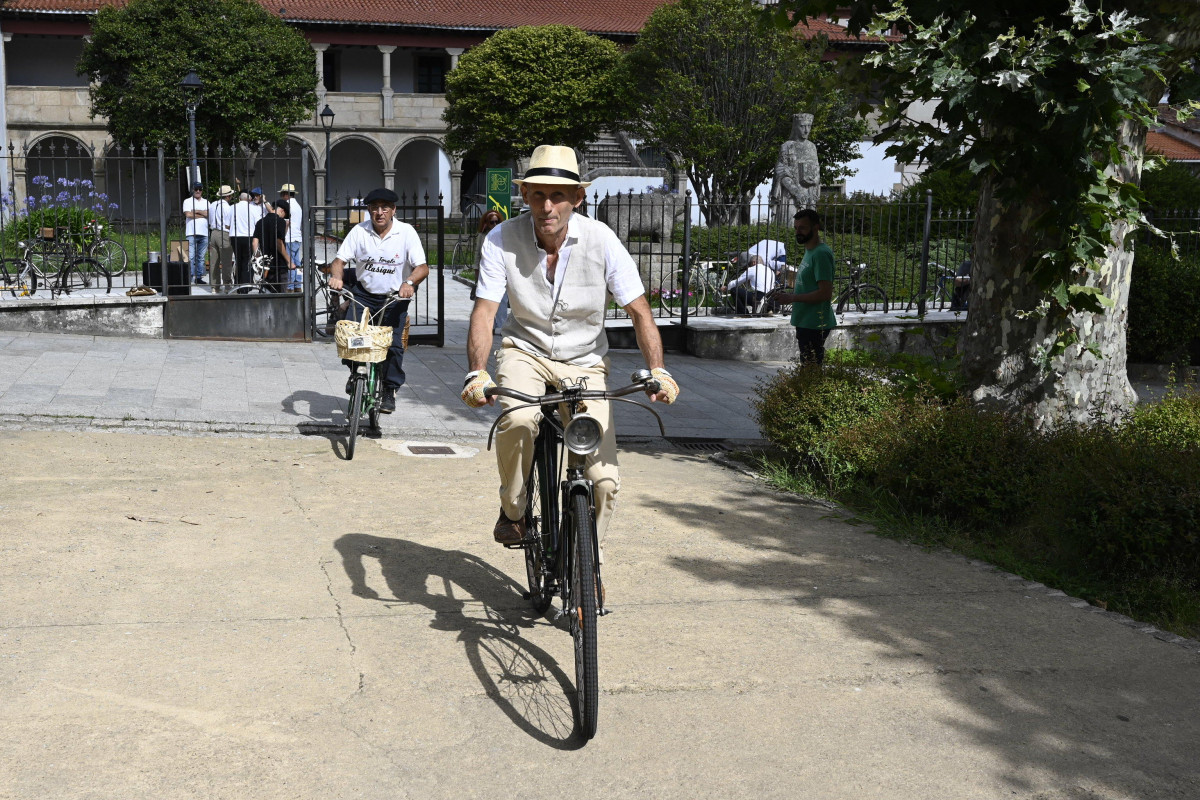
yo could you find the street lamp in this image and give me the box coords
[319,104,335,203]
[180,69,203,186]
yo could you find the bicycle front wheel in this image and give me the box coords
[450,239,472,274]
[569,491,599,740]
[347,374,365,460]
[1,259,38,297]
[852,284,889,313]
[90,240,128,276]
[367,367,381,433]
[657,269,704,317]
[59,258,111,296]
[523,427,558,614]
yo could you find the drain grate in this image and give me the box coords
[667,438,730,452]
[408,445,457,455]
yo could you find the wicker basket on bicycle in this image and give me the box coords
[335,308,393,362]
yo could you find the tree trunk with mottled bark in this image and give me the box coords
[960,122,1143,429]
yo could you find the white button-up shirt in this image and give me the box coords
[475,213,644,308]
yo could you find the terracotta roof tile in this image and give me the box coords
[1,0,662,33]
[1148,130,1200,161]
[2,0,895,41]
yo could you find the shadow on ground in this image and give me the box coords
[654,481,1200,798]
[333,534,584,749]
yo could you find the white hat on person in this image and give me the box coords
[217,185,234,197]
[279,183,296,193]
[512,145,591,188]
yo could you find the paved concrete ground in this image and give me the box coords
[0,274,781,442]
[0,430,1196,799]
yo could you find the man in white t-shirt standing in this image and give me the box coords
[327,187,429,414]
[182,182,210,285]
[459,144,680,551]
[279,183,303,292]
[209,185,235,293]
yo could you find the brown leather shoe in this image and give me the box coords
[493,510,526,544]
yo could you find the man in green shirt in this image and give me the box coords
[775,209,836,364]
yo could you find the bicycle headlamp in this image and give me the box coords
[564,414,603,455]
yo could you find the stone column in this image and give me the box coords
[0,33,11,170]
[382,168,396,195]
[445,47,464,70]
[378,45,395,123]
[312,43,329,103]
[449,162,463,218]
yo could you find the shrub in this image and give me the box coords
[1034,425,1200,581]
[1141,159,1200,212]
[1123,392,1200,450]
[751,361,902,486]
[2,176,117,251]
[1127,245,1200,363]
[752,353,1200,632]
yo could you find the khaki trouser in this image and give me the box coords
[495,345,619,558]
[209,230,234,289]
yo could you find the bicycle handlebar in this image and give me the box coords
[482,370,669,450]
[485,376,661,405]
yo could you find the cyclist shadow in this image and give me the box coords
[281,389,346,427]
[332,533,586,749]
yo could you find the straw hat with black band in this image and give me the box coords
[512,145,592,188]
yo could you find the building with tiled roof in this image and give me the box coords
[0,1,884,214]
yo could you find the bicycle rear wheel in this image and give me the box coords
[852,284,889,313]
[347,373,365,460]
[523,425,558,614]
[31,242,69,279]
[657,269,704,317]
[1,259,38,297]
[89,240,128,277]
[569,491,599,740]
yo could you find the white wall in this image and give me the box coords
[842,141,903,196]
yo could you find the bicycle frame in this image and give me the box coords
[485,373,667,613]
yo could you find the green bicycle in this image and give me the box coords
[334,288,408,459]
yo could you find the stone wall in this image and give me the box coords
[0,296,166,339]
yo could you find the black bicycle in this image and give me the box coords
[834,261,889,313]
[485,369,666,741]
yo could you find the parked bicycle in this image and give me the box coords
[333,287,408,459]
[485,369,667,740]
[58,220,129,277]
[1,238,111,297]
[230,252,285,294]
[834,260,889,314]
[657,251,738,316]
[449,193,487,273]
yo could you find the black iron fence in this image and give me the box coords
[579,188,974,320]
[0,139,448,342]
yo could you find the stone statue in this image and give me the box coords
[773,112,820,222]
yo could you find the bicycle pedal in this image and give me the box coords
[599,607,612,617]
[502,541,528,550]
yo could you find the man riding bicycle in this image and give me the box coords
[460,145,680,553]
[327,187,429,415]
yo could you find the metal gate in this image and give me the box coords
[309,201,445,347]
